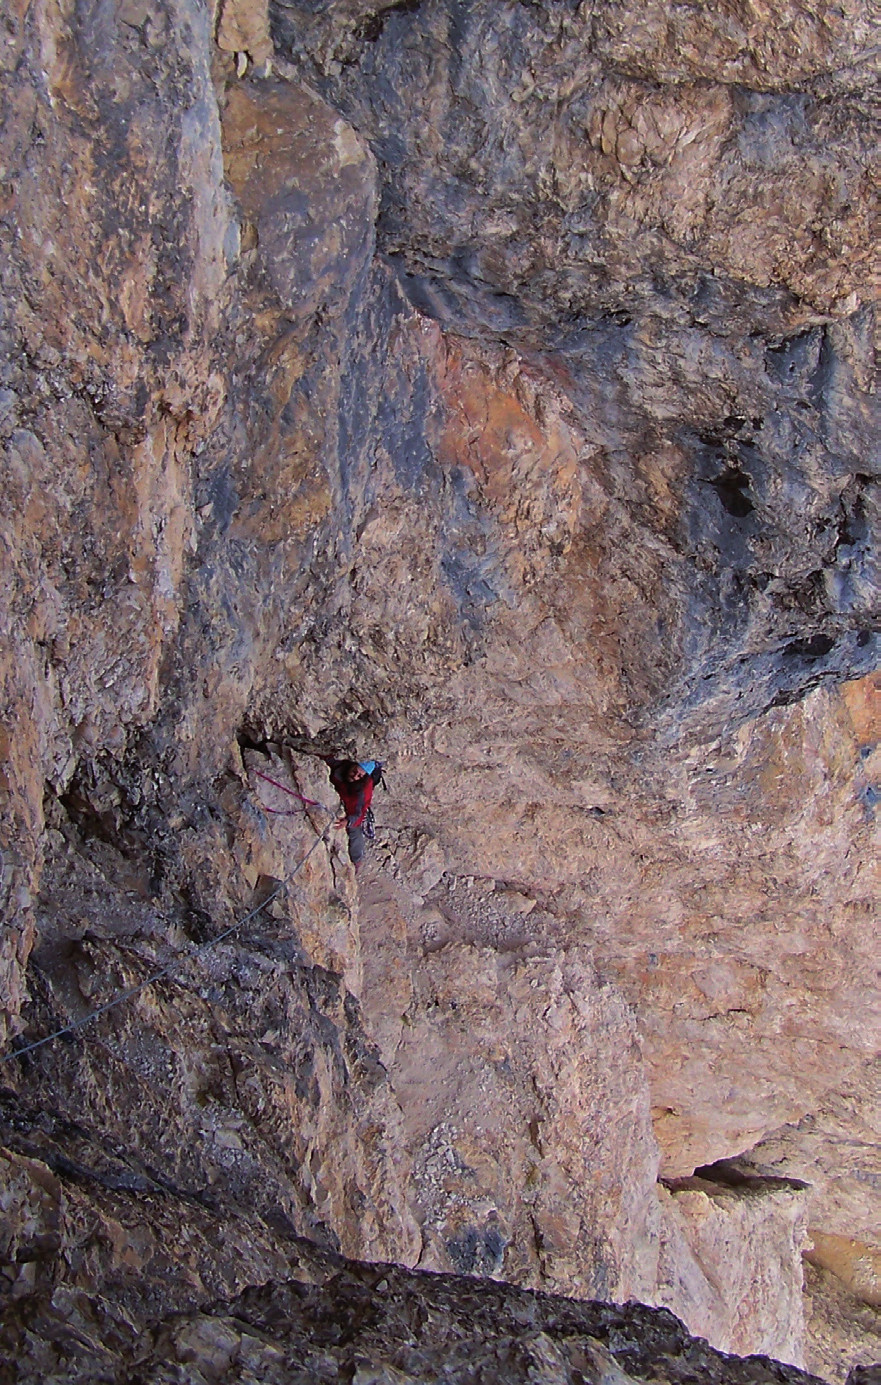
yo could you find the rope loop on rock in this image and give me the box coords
[250,768,329,812]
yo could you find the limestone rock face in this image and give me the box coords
[276,0,876,331]
[808,1261,881,1385]
[359,862,663,1302]
[744,1056,881,1259]
[656,1174,809,1363]
[0,0,236,1048]
[0,1204,834,1385]
[0,0,878,1380]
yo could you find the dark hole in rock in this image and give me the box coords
[707,468,754,517]
[355,0,424,44]
[783,634,835,659]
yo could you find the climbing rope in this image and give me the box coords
[0,807,334,1066]
[250,768,326,815]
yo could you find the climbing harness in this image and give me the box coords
[0,813,333,1066]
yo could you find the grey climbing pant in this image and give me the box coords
[346,822,365,865]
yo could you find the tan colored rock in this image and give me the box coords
[804,1260,881,1384]
[376,827,446,899]
[241,748,361,989]
[656,1175,809,1366]
[216,0,273,65]
[739,1054,881,1305]
[0,1149,63,1297]
[498,889,536,916]
[0,0,235,1047]
[1,1,878,1381]
[358,864,662,1302]
[222,80,377,321]
[372,665,879,1183]
[593,0,878,90]
[808,1233,881,1310]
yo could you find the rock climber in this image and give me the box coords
[321,757,381,869]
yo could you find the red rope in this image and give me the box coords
[251,768,323,809]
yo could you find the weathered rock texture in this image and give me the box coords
[657,1173,809,1364]
[358,865,663,1302]
[0,0,878,1380]
[0,1160,835,1385]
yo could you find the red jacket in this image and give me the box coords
[327,762,373,828]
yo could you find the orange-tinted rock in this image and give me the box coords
[0,0,878,1379]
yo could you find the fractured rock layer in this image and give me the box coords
[0,0,878,1379]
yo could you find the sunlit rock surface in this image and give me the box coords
[0,0,877,1380]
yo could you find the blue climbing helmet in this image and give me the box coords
[359,760,386,789]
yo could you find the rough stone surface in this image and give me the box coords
[656,1173,808,1363]
[217,0,274,66]
[0,1175,836,1385]
[359,861,663,1302]
[806,1262,881,1385]
[0,0,878,1381]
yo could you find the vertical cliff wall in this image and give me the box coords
[0,0,878,1380]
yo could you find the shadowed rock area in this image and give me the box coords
[0,0,878,1380]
